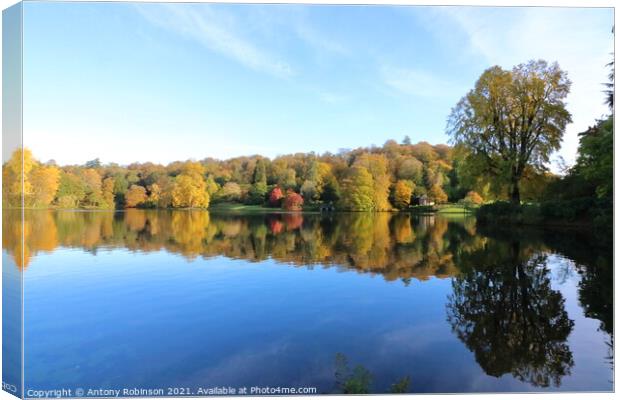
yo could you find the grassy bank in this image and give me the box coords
[436,204,477,214]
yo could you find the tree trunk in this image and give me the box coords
[510,179,521,205]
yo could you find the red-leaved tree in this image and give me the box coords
[282,190,304,211]
[269,187,284,207]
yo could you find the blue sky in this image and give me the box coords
[22,2,613,169]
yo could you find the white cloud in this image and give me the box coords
[135,3,294,78]
[435,6,614,169]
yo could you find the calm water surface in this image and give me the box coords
[3,210,613,394]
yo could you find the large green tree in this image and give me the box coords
[447,60,572,203]
[573,116,613,199]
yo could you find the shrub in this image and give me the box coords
[462,191,483,205]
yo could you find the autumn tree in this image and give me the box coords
[396,157,423,184]
[447,60,572,204]
[462,191,483,205]
[410,142,437,163]
[29,165,60,207]
[81,168,104,207]
[144,183,161,208]
[282,190,304,211]
[169,162,210,208]
[171,175,210,208]
[339,166,375,211]
[429,184,448,204]
[152,176,174,208]
[354,153,391,211]
[269,186,284,207]
[125,185,147,208]
[2,148,35,207]
[215,182,242,203]
[56,171,86,208]
[393,180,414,210]
[102,177,115,208]
[205,175,220,196]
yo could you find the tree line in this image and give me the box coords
[2,137,551,212]
[2,58,612,213]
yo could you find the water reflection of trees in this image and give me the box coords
[5,210,485,283]
[538,229,613,337]
[4,209,612,387]
[446,239,575,387]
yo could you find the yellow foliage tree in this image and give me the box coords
[81,168,103,206]
[171,174,210,208]
[429,184,448,204]
[147,183,161,205]
[3,148,36,207]
[181,161,206,179]
[354,153,392,211]
[30,165,60,207]
[393,180,414,210]
[102,177,115,208]
[125,185,147,208]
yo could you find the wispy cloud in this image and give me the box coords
[295,22,349,56]
[135,3,294,78]
[246,5,349,57]
[380,65,464,99]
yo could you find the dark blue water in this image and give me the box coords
[4,210,613,394]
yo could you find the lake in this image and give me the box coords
[2,209,613,394]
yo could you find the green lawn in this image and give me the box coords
[209,203,275,212]
[436,204,476,214]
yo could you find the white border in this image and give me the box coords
[0,1,616,400]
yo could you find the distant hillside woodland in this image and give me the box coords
[3,138,557,211]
